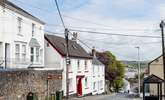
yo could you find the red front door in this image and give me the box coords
[77,78,82,96]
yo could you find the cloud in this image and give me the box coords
[8,0,165,61]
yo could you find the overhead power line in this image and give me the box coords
[54,0,66,29]
[69,29,161,38]
[12,0,159,32]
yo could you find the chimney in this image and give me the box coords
[72,32,78,42]
[92,46,96,58]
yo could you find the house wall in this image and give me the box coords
[149,56,164,95]
[44,40,63,70]
[62,58,93,96]
[0,5,44,68]
[92,64,105,95]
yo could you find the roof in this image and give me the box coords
[148,55,162,65]
[45,34,92,59]
[143,74,164,83]
[92,58,104,65]
[2,1,45,24]
[29,38,40,47]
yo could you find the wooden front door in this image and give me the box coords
[77,78,82,96]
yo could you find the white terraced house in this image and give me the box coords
[45,33,93,96]
[91,48,105,95]
[0,1,45,69]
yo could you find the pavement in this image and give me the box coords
[64,93,142,100]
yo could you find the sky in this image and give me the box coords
[8,0,165,61]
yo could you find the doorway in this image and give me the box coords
[77,76,84,96]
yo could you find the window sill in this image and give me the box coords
[85,87,89,89]
[17,34,23,37]
[69,91,74,93]
[77,71,81,73]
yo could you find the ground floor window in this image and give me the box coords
[93,82,96,90]
[69,78,73,91]
[85,77,88,88]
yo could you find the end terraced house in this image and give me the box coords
[0,1,45,69]
[45,34,93,96]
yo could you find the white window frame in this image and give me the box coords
[77,60,80,70]
[69,78,73,91]
[17,17,22,35]
[30,47,34,63]
[85,77,88,88]
[15,44,20,62]
[32,23,35,36]
[85,60,87,70]
[22,44,26,62]
[36,47,39,63]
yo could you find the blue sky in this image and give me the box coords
[8,0,165,61]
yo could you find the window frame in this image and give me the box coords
[17,17,22,35]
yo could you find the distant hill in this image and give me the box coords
[120,60,149,69]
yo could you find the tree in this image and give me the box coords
[96,51,125,92]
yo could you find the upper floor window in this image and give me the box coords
[17,17,22,35]
[15,44,20,62]
[77,60,80,70]
[32,23,35,36]
[85,60,87,70]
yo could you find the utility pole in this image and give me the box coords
[65,28,70,99]
[160,20,165,96]
[135,46,141,97]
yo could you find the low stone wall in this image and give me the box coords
[0,69,63,100]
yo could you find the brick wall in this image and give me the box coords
[0,69,63,100]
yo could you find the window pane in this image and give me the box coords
[18,17,22,34]
[77,60,80,69]
[31,47,34,54]
[15,44,20,53]
[36,48,39,62]
[22,54,26,62]
[32,23,35,36]
[22,45,26,54]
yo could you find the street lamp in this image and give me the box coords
[135,46,141,97]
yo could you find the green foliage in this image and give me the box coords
[96,51,125,92]
[113,77,124,92]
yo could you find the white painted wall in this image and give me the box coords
[62,58,93,96]
[44,40,63,70]
[92,64,105,95]
[0,5,45,68]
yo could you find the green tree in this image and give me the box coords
[96,51,125,92]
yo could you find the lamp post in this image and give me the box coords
[135,46,141,97]
[160,20,165,96]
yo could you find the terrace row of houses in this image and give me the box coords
[0,0,105,97]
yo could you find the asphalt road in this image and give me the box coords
[94,93,142,100]
[67,93,142,100]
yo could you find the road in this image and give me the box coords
[67,93,142,100]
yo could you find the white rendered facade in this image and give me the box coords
[92,59,105,95]
[45,38,93,96]
[0,4,45,68]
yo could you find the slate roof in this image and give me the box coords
[1,0,45,24]
[45,34,92,59]
[92,58,104,65]
[143,74,164,83]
